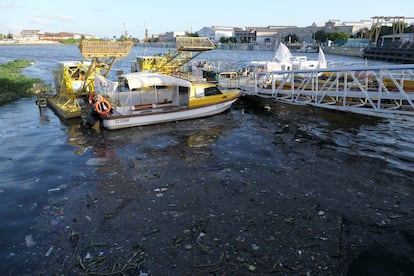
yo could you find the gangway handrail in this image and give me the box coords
[265,64,414,75]
[235,63,414,121]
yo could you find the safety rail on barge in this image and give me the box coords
[218,64,414,121]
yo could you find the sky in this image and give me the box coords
[1,0,413,39]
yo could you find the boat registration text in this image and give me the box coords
[114,118,130,124]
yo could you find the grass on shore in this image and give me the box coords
[0,59,43,105]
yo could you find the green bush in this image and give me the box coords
[0,59,43,105]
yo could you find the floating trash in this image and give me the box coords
[45,246,54,257]
[86,158,109,166]
[25,234,36,247]
[48,184,66,193]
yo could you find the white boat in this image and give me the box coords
[239,42,327,87]
[294,44,319,53]
[84,72,241,130]
[249,42,327,74]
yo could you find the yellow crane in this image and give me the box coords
[133,37,216,75]
[47,40,133,119]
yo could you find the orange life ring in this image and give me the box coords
[88,94,103,106]
[95,98,111,116]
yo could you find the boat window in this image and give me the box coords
[204,87,222,96]
[195,87,204,98]
[155,85,171,89]
[178,86,189,106]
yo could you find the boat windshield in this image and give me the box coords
[205,86,222,96]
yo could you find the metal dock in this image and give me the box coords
[220,64,414,121]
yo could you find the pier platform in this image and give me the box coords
[322,46,364,58]
[363,47,414,64]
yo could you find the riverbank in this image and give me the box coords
[0,60,43,104]
[0,40,60,46]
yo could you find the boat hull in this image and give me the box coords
[46,96,82,119]
[103,98,238,130]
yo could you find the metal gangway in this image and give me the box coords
[133,37,216,75]
[72,40,133,97]
[226,64,414,121]
[79,40,133,77]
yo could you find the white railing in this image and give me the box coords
[230,64,414,120]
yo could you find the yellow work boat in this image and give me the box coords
[47,40,133,119]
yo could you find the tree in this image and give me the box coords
[327,32,350,45]
[283,34,298,44]
[219,36,229,43]
[353,28,370,39]
[219,36,237,44]
[314,30,327,43]
[228,37,237,44]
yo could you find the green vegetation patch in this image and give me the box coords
[0,59,43,105]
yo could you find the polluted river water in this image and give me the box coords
[0,45,414,274]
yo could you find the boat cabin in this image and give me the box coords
[248,61,293,74]
[94,72,235,116]
[54,61,94,95]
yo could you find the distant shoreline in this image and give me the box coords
[0,40,61,46]
[0,40,367,59]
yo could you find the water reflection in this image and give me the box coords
[237,97,414,174]
[333,119,414,173]
[37,106,51,125]
[282,102,414,173]
[187,129,222,148]
[61,111,238,160]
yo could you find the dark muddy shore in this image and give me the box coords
[7,97,414,275]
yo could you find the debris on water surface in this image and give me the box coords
[51,215,64,226]
[197,232,206,240]
[105,172,118,176]
[47,184,66,193]
[139,271,149,276]
[86,158,109,166]
[248,264,256,271]
[25,234,36,247]
[45,246,54,257]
